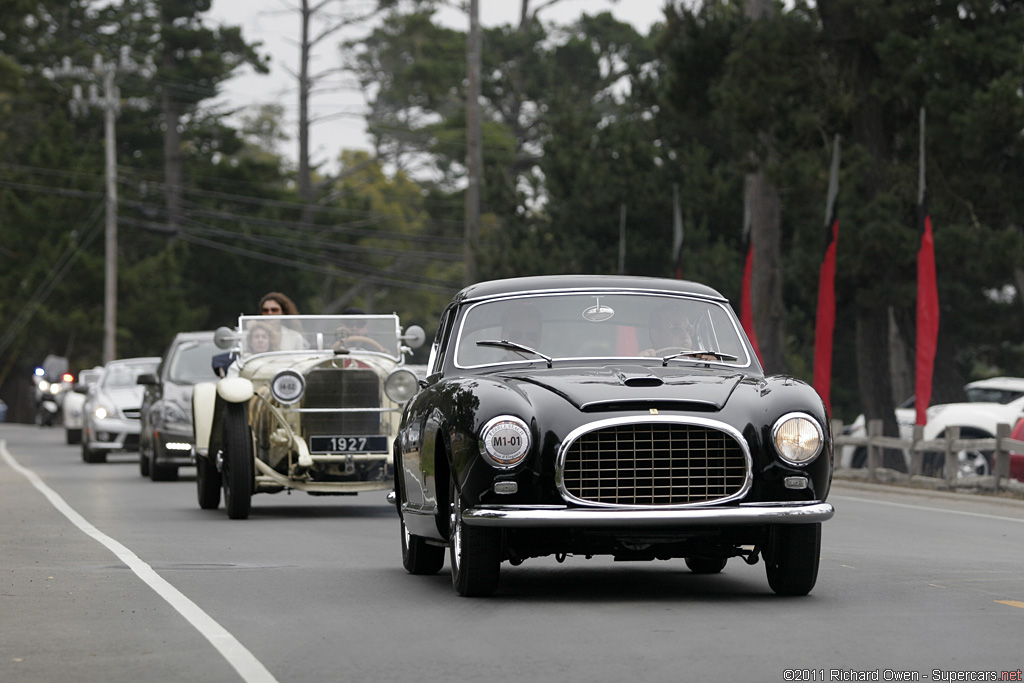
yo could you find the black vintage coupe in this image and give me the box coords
[392,275,833,596]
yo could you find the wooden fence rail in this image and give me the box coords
[831,418,1024,492]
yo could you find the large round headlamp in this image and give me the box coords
[384,368,419,404]
[479,415,531,469]
[270,369,305,405]
[772,413,824,465]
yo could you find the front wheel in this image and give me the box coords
[401,516,445,575]
[448,477,501,596]
[222,403,254,520]
[196,453,221,510]
[764,523,821,596]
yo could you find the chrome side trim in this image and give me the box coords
[555,415,753,507]
[461,502,834,528]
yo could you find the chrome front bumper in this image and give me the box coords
[460,502,834,528]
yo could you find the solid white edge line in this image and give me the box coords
[0,440,278,683]
[831,493,1024,524]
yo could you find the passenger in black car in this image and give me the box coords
[642,303,716,360]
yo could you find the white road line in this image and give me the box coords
[832,493,1024,524]
[1,440,278,683]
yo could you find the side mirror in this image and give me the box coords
[214,326,239,350]
[401,325,426,350]
[137,373,157,386]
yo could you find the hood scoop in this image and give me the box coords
[614,367,665,388]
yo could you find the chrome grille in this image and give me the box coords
[302,368,382,435]
[122,408,141,420]
[561,422,748,506]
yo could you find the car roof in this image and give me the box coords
[964,377,1024,392]
[454,275,728,304]
[171,330,216,343]
[106,356,162,367]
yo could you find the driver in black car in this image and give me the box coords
[641,302,716,360]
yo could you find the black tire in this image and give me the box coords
[139,448,151,477]
[196,453,221,510]
[66,429,81,445]
[150,461,178,482]
[764,523,821,596]
[685,556,728,574]
[401,516,445,575]
[448,477,501,596]
[222,403,254,520]
[82,441,106,464]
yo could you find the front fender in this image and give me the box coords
[192,382,217,456]
[217,376,254,404]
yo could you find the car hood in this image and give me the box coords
[162,381,195,407]
[99,385,145,407]
[498,365,746,412]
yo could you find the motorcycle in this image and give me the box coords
[34,355,73,427]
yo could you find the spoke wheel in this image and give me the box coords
[196,453,221,510]
[685,556,728,574]
[401,516,445,575]
[764,523,821,596]
[222,403,254,520]
[448,477,501,597]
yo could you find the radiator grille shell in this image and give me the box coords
[558,418,750,507]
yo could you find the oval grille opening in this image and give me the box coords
[561,422,747,505]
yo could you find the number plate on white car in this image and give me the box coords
[309,435,387,454]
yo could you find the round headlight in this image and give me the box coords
[384,368,419,404]
[772,413,824,465]
[479,416,531,469]
[93,405,110,420]
[270,370,305,404]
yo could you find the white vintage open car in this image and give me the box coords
[192,314,425,519]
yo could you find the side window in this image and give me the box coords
[427,306,456,375]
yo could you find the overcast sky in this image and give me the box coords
[206,0,669,174]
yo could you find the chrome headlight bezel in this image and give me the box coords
[384,368,419,404]
[478,415,531,469]
[270,369,305,405]
[772,412,824,466]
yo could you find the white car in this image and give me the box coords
[840,377,1024,477]
[192,314,425,519]
[81,357,161,463]
[63,367,103,444]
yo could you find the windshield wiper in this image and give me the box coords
[661,349,739,366]
[476,340,553,368]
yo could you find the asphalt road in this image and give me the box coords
[3,422,1024,683]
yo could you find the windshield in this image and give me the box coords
[101,361,158,388]
[168,340,221,384]
[237,315,404,359]
[454,292,751,368]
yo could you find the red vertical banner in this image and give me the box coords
[741,240,763,365]
[915,109,939,426]
[915,209,939,426]
[813,136,840,414]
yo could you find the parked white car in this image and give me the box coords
[840,377,1024,477]
[63,366,102,444]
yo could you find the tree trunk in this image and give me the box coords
[742,0,787,375]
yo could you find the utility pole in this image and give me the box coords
[51,49,151,364]
[464,0,482,286]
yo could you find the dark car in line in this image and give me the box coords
[392,275,834,597]
[138,330,221,481]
